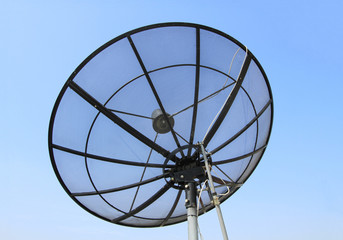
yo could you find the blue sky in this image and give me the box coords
[2,0,343,239]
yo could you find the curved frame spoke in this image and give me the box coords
[210,99,272,155]
[111,184,171,223]
[108,109,153,120]
[68,81,171,158]
[202,54,252,147]
[174,130,190,144]
[188,27,201,156]
[127,35,185,158]
[171,82,235,118]
[48,23,273,227]
[160,189,183,226]
[52,144,176,168]
[212,144,267,165]
[129,133,158,211]
[71,172,169,197]
[213,165,235,183]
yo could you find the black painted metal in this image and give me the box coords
[111,184,171,223]
[185,182,197,209]
[48,22,274,228]
[188,27,201,157]
[213,144,267,165]
[52,143,175,168]
[210,99,272,155]
[203,55,252,147]
[129,133,159,212]
[68,81,171,158]
[127,35,185,157]
[172,166,206,183]
[160,189,183,226]
[108,109,153,119]
[71,173,169,196]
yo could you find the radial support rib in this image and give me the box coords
[211,175,231,185]
[52,144,175,168]
[127,35,185,157]
[71,173,169,196]
[111,184,171,223]
[210,99,272,155]
[212,144,267,165]
[68,81,170,158]
[188,27,201,156]
[160,189,182,226]
[202,54,251,147]
[129,133,158,212]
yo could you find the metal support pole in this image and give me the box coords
[185,182,199,240]
[200,143,229,240]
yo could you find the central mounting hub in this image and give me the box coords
[163,145,207,189]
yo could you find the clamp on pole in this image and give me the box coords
[199,142,229,240]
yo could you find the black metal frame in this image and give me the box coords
[187,27,201,157]
[202,55,252,147]
[48,22,274,228]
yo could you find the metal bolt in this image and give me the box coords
[185,184,189,189]
[180,175,184,179]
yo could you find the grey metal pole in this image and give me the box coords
[185,182,199,240]
[200,143,229,240]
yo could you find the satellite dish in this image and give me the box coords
[48,22,273,239]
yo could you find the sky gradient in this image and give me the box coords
[2,1,343,239]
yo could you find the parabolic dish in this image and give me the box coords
[48,22,273,227]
